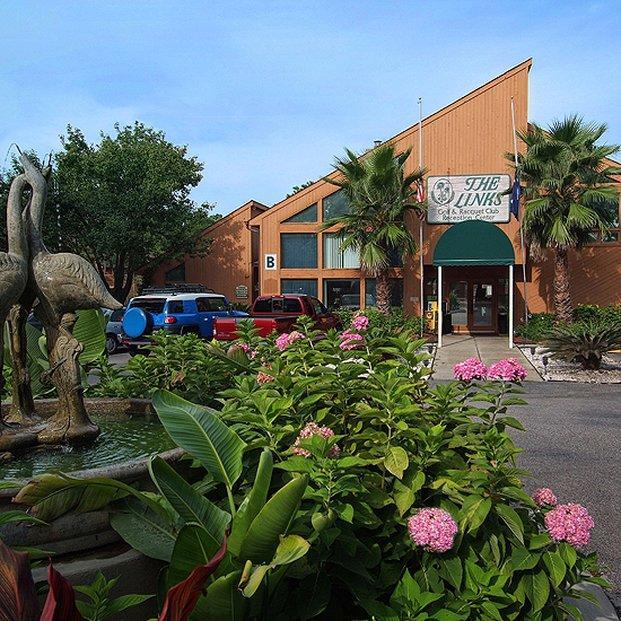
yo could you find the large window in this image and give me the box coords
[281,279,318,297]
[283,204,317,223]
[324,279,360,309]
[281,233,317,268]
[365,278,404,308]
[323,233,360,268]
[323,190,349,220]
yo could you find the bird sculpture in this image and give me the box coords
[0,172,30,405]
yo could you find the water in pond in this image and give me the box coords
[0,416,176,481]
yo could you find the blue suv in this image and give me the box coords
[122,287,248,354]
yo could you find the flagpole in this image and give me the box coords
[418,97,424,337]
[511,96,529,325]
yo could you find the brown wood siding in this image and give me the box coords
[150,201,267,303]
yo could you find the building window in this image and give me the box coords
[165,263,185,282]
[283,203,317,223]
[281,279,318,297]
[588,199,620,243]
[281,233,317,268]
[323,233,360,268]
[324,279,360,309]
[323,190,350,221]
[365,278,404,308]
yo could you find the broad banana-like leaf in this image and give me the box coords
[0,538,39,621]
[239,476,307,563]
[148,456,230,544]
[152,390,246,488]
[190,570,246,621]
[13,473,161,522]
[159,536,228,621]
[167,524,224,588]
[228,448,273,557]
[74,309,106,365]
[110,497,177,562]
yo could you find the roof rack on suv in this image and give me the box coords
[141,283,216,295]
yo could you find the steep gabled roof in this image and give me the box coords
[202,199,268,237]
[249,59,533,225]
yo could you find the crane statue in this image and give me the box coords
[0,151,122,450]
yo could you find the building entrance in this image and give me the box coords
[447,276,508,334]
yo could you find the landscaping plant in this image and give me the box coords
[11,315,608,619]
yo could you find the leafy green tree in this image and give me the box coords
[53,122,215,302]
[513,116,620,321]
[323,144,425,314]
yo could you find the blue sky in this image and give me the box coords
[1,1,619,215]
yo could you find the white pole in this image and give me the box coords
[511,96,529,325]
[509,264,514,349]
[437,265,443,348]
[418,97,424,337]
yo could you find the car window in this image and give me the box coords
[196,297,228,312]
[253,299,271,313]
[272,298,283,312]
[310,297,328,315]
[130,299,165,313]
[166,300,184,313]
[283,298,302,313]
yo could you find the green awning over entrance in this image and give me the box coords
[432,220,515,266]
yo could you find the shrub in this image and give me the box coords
[18,317,608,619]
[515,312,557,342]
[543,319,621,370]
[572,303,621,325]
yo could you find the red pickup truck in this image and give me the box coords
[213,294,342,341]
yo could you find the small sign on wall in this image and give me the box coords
[235,285,248,299]
[264,254,277,270]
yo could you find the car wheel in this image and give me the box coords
[105,334,118,355]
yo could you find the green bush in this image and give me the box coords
[18,317,606,619]
[543,319,621,370]
[335,307,427,335]
[515,313,557,342]
[572,303,621,325]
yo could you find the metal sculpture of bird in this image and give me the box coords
[0,171,30,402]
[20,153,122,324]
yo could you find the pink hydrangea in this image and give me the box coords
[352,314,369,331]
[453,357,488,381]
[275,330,304,351]
[256,371,274,384]
[237,342,257,359]
[407,508,458,553]
[487,358,527,382]
[544,503,594,548]
[292,422,340,458]
[533,487,557,507]
[339,330,366,351]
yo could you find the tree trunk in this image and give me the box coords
[36,312,99,446]
[375,271,392,315]
[6,304,37,424]
[553,248,573,322]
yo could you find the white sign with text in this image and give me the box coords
[264,254,277,270]
[427,174,511,224]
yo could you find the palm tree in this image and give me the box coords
[513,116,620,322]
[323,144,425,314]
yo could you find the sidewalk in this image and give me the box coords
[432,335,542,381]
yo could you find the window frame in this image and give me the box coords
[280,232,318,269]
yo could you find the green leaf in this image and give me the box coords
[393,480,415,517]
[510,547,541,571]
[74,309,106,365]
[494,503,524,544]
[0,511,46,527]
[459,495,492,532]
[441,556,462,590]
[191,570,246,621]
[229,449,273,557]
[167,523,223,587]
[239,476,307,563]
[542,550,566,588]
[240,565,269,597]
[153,390,246,488]
[529,533,552,550]
[110,498,177,561]
[103,593,154,617]
[148,456,230,544]
[384,446,409,479]
[559,542,577,568]
[270,534,310,566]
[525,570,550,613]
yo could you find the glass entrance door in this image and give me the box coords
[448,281,468,328]
[471,282,494,331]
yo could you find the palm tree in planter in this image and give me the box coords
[513,116,620,322]
[323,144,426,314]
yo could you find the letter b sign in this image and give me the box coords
[264,254,277,270]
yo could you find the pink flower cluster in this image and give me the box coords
[453,357,488,381]
[488,358,527,382]
[275,330,304,351]
[544,503,594,548]
[352,314,369,331]
[407,508,458,553]
[532,487,557,507]
[237,342,257,359]
[339,330,366,351]
[256,371,274,384]
[292,422,340,458]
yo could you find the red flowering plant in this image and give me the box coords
[14,317,609,619]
